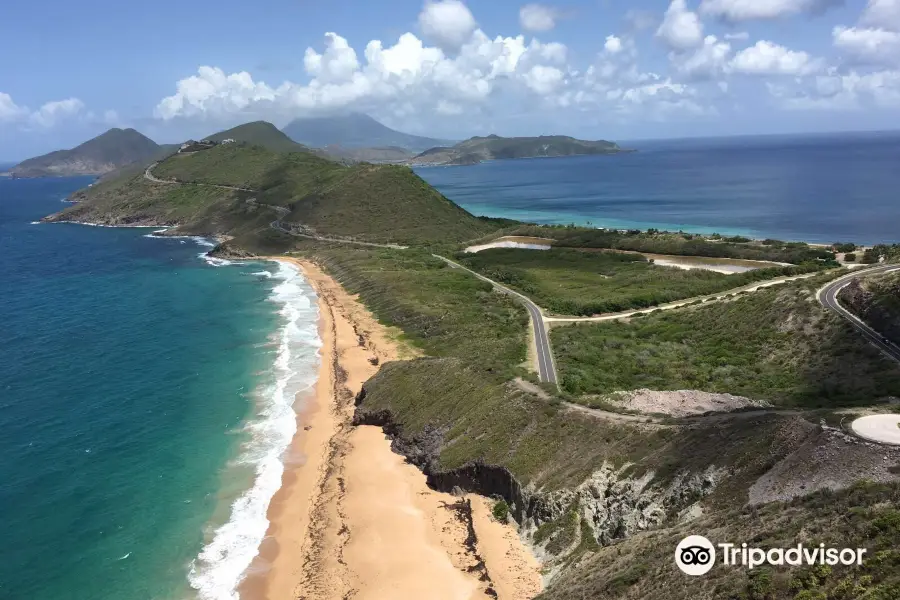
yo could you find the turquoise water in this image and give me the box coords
[0,178,320,600]
[417,131,900,245]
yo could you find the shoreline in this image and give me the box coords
[239,256,543,600]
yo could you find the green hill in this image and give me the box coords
[44,141,495,247]
[204,121,310,153]
[10,128,161,177]
[411,134,627,166]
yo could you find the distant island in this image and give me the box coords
[6,128,166,178]
[408,134,630,166]
[6,113,630,177]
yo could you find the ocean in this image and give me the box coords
[0,177,321,600]
[416,131,900,245]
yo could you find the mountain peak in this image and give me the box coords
[281,113,455,152]
[10,128,160,178]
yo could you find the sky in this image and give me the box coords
[2,0,899,160]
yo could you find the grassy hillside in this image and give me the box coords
[552,275,900,405]
[11,128,161,177]
[48,142,495,245]
[205,121,310,153]
[456,247,822,316]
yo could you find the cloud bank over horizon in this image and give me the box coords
[3,0,900,153]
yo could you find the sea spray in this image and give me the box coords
[187,261,321,600]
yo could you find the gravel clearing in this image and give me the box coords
[606,389,771,417]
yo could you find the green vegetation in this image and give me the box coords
[492,500,509,522]
[833,242,857,253]
[205,121,310,153]
[864,243,900,264]
[314,248,527,375]
[11,127,162,177]
[839,269,900,345]
[503,224,836,264]
[538,482,900,600]
[552,276,900,405]
[51,143,496,246]
[411,134,625,165]
[456,247,823,316]
[844,252,857,262]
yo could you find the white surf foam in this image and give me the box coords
[188,260,321,600]
[250,271,273,279]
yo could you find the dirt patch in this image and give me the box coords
[605,389,771,417]
[748,428,900,505]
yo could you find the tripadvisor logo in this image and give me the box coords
[675,535,867,576]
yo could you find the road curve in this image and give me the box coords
[432,255,558,385]
[817,264,900,363]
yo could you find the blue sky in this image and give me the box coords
[2,0,899,160]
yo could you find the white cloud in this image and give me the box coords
[860,0,900,30]
[604,35,623,54]
[304,32,361,81]
[833,26,900,66]
[154,66,279,120]
[700,0,842,22]
[155,30,582,121]
[523,65,565,94]
[724,31,750,40]
[769,68,900,109]
[657,0,704,51]
[0,94,86,128]
[0,93,27,122]
[730,40,821,75]
[519,4,559,32]
[418,0,477,51]
[672,35,732,80]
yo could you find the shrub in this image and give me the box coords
[492,500,510,522]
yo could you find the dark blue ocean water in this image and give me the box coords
[0,178,319,600]
[417,131,900,245]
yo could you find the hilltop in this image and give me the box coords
[205,121,311,153]
[44,141,495,247]
[410,134,628,166]
[282,112,454,152]
[8,128,162,177]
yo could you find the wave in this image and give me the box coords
[250,271,273,279]
[188,260,321,600]
[56,220,161,228]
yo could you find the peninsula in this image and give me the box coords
[43,124,900,600]
[409,133,628,166]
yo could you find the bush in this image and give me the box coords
[845,253,857,262]
[492,500,510,522]
[834,242,858,253]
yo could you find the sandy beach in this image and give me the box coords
[240,256,542,600]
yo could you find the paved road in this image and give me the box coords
[432,255,558,385]
[144,162,257,192]
[817,264,900,363]
[270,220,408,250]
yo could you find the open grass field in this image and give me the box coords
[456,247,823,316]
